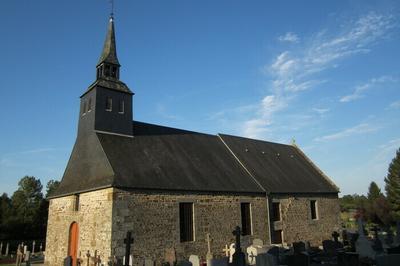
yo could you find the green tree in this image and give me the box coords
[385,148,400,220]
[365,182,391,225]
[0,193,12,239]
[46,179,60,198]
[367,181,383,201]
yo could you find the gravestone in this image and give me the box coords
[189,255,200,266]
[5,242,9,256]
[293,242,306,255]
[376,254,400,266]
[337,252,359,266]
[266,247,279,265]
[39,243,43,253]
[23,245,28,256]
[255,253,277,266]
[371,226,383,252]
[206,233,213,264]
[16,244,23,266]
[228,243,235,263]
[210,258,228,266]
[222,245,230,257]
[64,256,73,266]
[124,231,134,266]
[355,218,375,259]
[144,258,155,266]
[176,260,191,266]
[123,256,133,266]
[322,240,337,256]
[25,251,31,266]
[0,242,2,255]
[246,245,268,265]
[32,241,35,254]
[395,221,400,245]
[231,226,246,266]
[164,248,176,266]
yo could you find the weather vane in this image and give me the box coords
[109,0,115,18]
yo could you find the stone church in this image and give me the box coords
[45,16,340,266]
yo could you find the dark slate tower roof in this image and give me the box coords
[97,16,120,66]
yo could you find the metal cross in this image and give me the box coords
[109,0,115,17]
[206,233,212,254]
[232,226,242,251]
[124,231,134,266]
[223,245,230,257]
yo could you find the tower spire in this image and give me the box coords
[97,16,120,67]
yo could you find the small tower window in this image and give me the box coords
[106,97,112,111]
[88,98,92,112]
[119,100,124,114]
[82,101,87,115]
[74,194,80,211]
[310,200,318,220]
[105,65,111,77]
[111,66,117,78]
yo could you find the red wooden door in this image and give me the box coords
[68,222,79,266]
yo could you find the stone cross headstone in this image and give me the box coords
[32,241,35,254]
[222,245,230,257]
[23,245,28,256]
[231,226,246,266]
[189,255,200,266]
[16,244,23,266]
[0,242,3,256]
[124,231,134,266]
[206,233,213,263]
[246,244,268,265]
[164,247,176,266]
[5,242,9,256]
[86,250,91,266]
[355,218,375,259]
[228,244,236,263]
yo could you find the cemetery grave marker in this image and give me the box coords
[124,231,134,266]
[231,226,246,266]
[189,255,200,266]
[206,233,213,262]
[222,245,229,257]
[5,242,9,256]
[355,218,375,259]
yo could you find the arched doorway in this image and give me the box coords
[68,222,79,266]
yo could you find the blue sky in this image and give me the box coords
[0,0,399,196]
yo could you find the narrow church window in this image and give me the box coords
[88,98,92,112]
[82,101,87,115]
[97,68,100,79]
[119,100,124,114]
[106,97,112,111]
[74,195,80,211]
[179,202,194,242]
[241,202,252,235]
[310,200,318,220]
[272,230,283,244]
[271,202,281,221]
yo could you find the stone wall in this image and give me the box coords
[44,188,114,266]
[270,193,340,246]
[111,189,269,265]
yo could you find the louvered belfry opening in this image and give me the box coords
[179,202,194,242]
[241,202,252,235]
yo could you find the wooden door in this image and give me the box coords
[68,222,79,266]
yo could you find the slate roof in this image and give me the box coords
[52,121,338,198]
[97,16,120,66]
[219,134,339,194]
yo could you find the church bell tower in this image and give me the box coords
[78,15,133,137]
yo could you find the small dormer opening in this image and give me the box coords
[119,100,124,114]
[106,97,112,111]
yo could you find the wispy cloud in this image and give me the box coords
[388,100,400,109]
[340,75,396,103]
[312,108,330,115]
[314,123,378,141]
[278,32,299,43]
[240,11,396,139]
[20,148,55,154]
